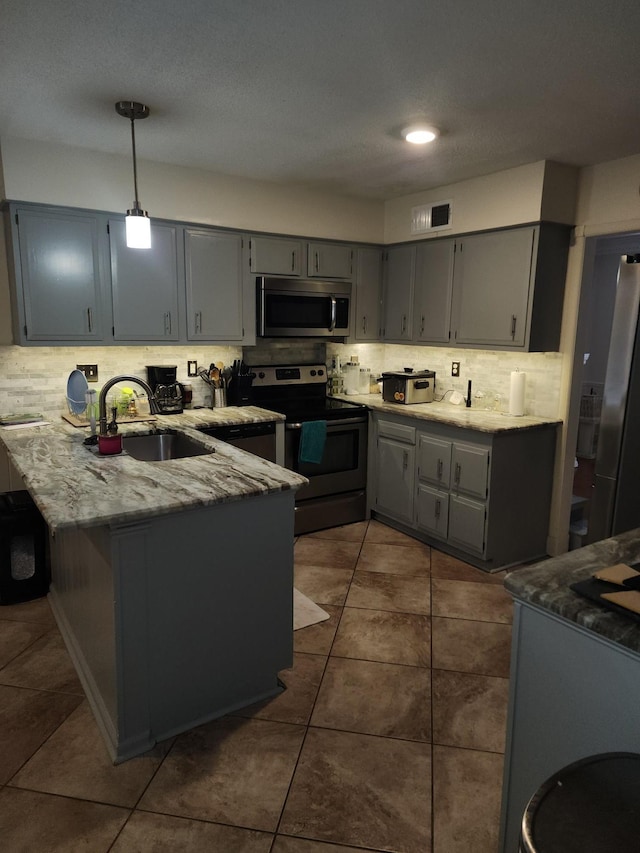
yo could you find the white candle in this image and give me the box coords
[509,370,526,416]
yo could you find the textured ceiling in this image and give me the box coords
[2,0,640,199]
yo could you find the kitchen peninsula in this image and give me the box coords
[0,413,306,763]
[499,529,640,852]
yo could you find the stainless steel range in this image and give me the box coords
[251,363,368,535]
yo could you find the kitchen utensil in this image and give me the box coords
[66,369,89,415]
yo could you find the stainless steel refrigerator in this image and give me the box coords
[588,254,640,543]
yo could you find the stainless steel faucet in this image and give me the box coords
[98,375,160,435]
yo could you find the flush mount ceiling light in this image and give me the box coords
[401,125,439,145]
[115,100,151,249]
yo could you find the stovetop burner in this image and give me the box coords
[249,363,368,422]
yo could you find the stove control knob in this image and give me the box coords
[258,371,266,379]
[317,369,324,376]
[310,369,317,376]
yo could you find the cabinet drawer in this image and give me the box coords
[418,434,452,488]
[416,484,449,540]
[377,419,416,444]
[449,494,486,554]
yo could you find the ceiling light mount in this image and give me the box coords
[115,100,151,249]
[402,124,440,145]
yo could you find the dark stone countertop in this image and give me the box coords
[505,528,640,654]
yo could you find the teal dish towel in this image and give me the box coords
[299,420,327,464]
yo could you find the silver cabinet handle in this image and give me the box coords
[195,311,202,334]
[291,251,296,272]
[329,295,337,331]
[362,315,367,334]
[511,314,517,339]
[437,458,443,479]
[315,251,320,273]
[401,314,407,335]
[420,315,425,336]
[435,499,441,519]
[164,312,172,335]
[403,450,408,471]
[87,307,93,333]
[454,462,461,484]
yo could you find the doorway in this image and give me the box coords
[569,232,640,548]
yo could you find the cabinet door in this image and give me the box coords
[354,247,382,341]
[16,208,103,341]
[417,434,452,489]
[451,442,489,500]
[452,227,536,347]
[249,236,302,276]
[375,436,415,524]
[416,484,449,539]
[185,229,243,341]
[382,245,415,341]
[448,495,486,554]
[110,220,180,341]
[307,242,353,279]
[413,239,454,343]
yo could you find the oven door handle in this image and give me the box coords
[328,295,337,331]
[286,417,367,430]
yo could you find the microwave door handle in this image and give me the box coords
[259,284,266,335]
[328,295,337,331]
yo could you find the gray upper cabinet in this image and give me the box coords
[452,227,534,347]
[413,239,454,343]
[451,224,569,350]
[353,247,382,341]
[307,242,353,279]
[109,219,180,341]
[11,206,104,342]
[185,228,243,341]
[382,244,415,341]
[249,236,303,276]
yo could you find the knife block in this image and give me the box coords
[227,376,254,406]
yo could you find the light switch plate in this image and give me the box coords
[76,364,99,382]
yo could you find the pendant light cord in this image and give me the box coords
[130,117,140,208]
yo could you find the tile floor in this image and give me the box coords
[0,519,512,852]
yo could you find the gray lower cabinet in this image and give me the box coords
[371,411,557,570]
[109,219,180,341]
[249,235,303,276]
[374,419,416,524]
[353,246,382,341]
[9,205,104,342]
[185,228,243,341]
[382,244,414,341]
[307,242,353,279]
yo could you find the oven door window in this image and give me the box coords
[288,424,359,476]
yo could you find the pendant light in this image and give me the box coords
[115,100,151,249]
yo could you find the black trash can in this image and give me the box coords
[0,490,50,605]
[520,752,640,852]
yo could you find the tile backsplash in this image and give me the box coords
[0,341,563,420]
[0,344,242,416]
[327,342,563,418]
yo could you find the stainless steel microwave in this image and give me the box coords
[257,276,351,338]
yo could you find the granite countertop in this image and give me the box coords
[505,528,640,654]
[0,405,304,533]
[342,394,561,434]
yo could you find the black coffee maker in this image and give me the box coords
[147,366,183,414]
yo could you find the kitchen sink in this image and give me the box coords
[122,431,214,462]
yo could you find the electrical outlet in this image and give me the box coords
[77,364,99,382]
[451,361,460,377]
[187,360,198,377]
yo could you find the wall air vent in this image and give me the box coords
[410,200,452,234]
